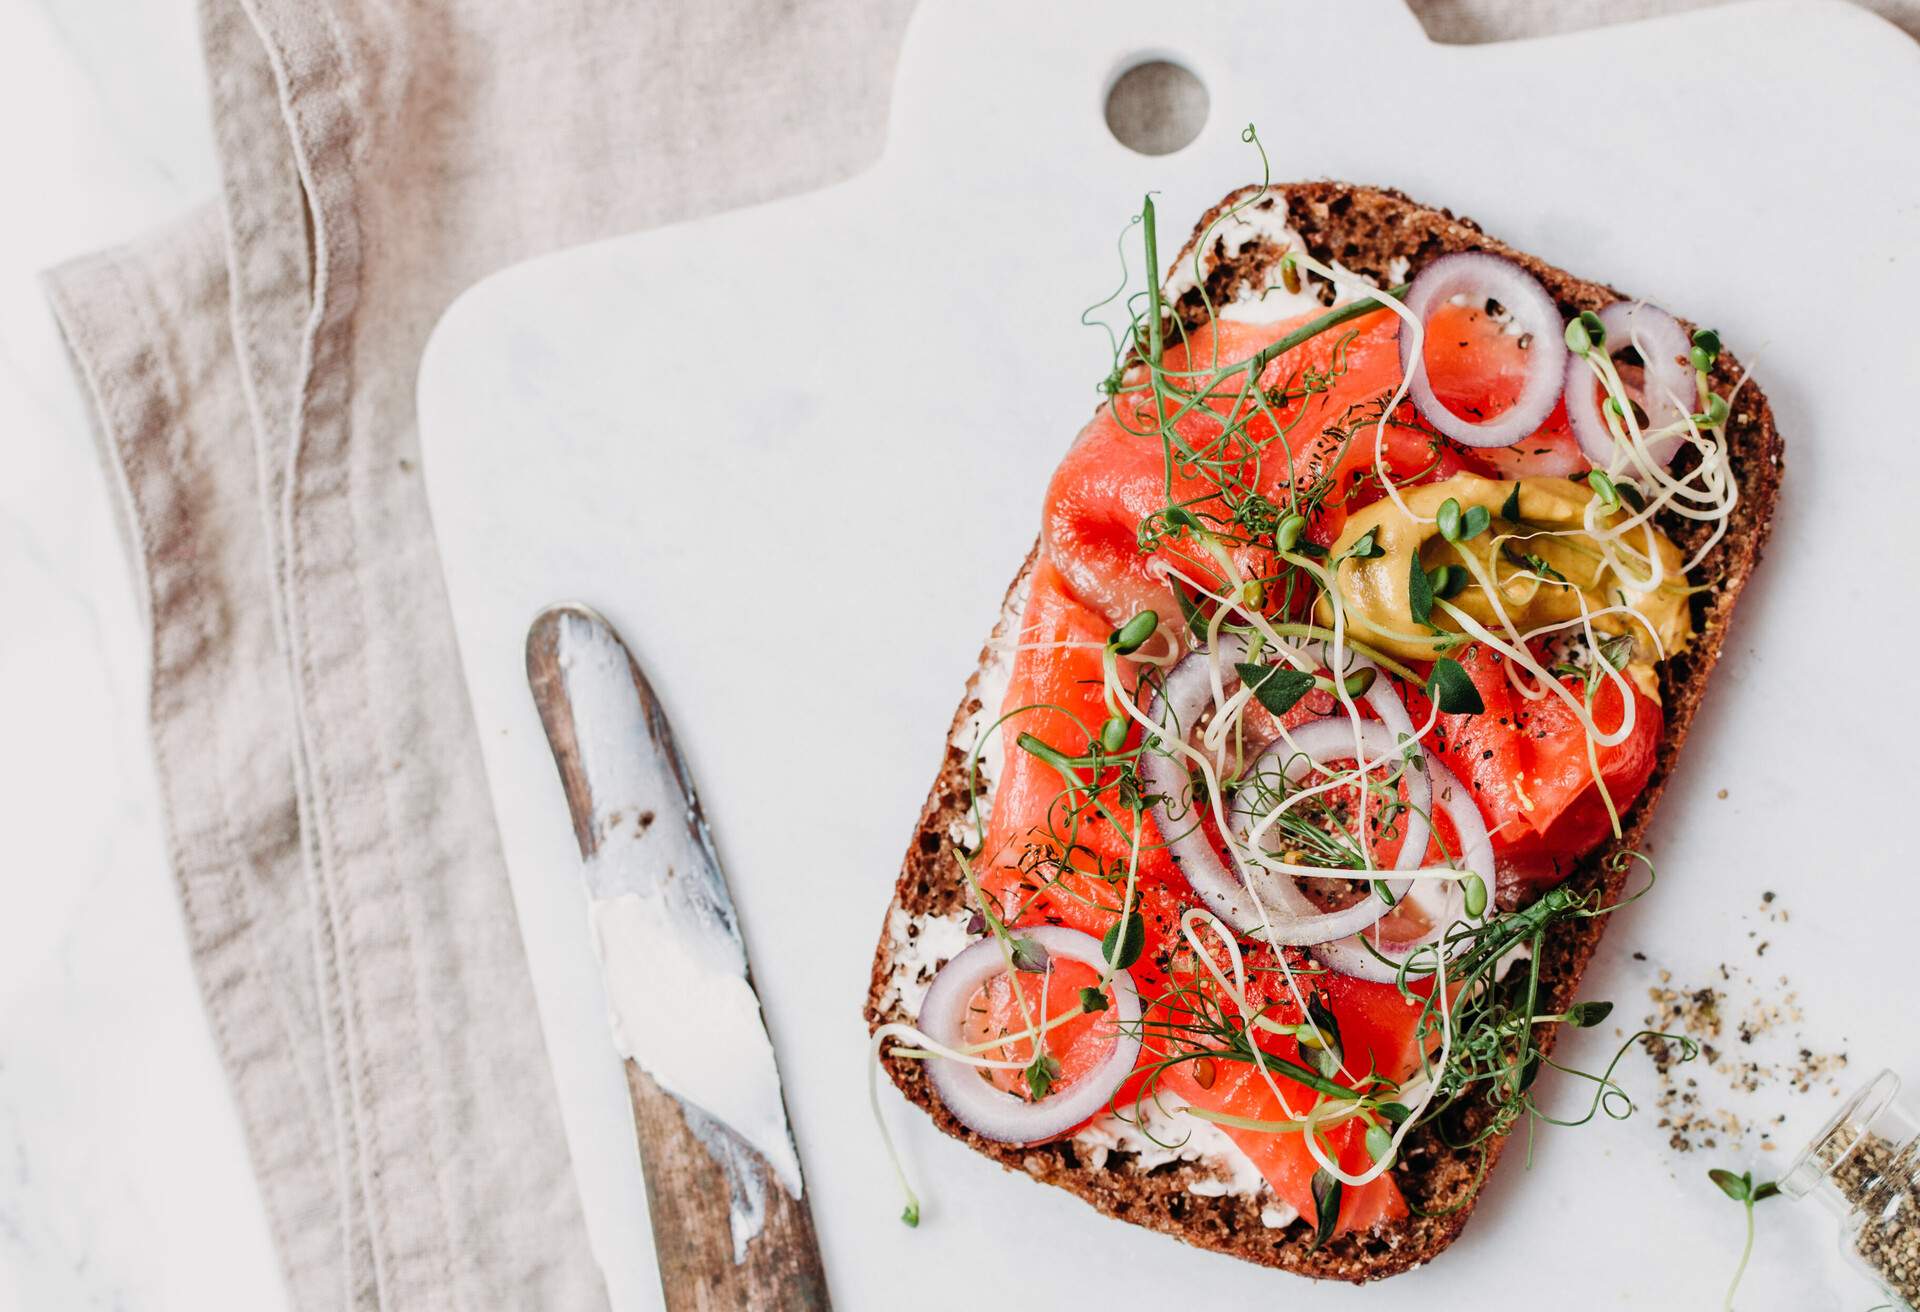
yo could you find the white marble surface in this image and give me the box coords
[0,1,288,1309]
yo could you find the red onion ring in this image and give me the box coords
[1139,642,1431,945]
[1398,252,1569,449]
[1139,635,1294,928]
[1564,301,1692,468]
[1312,756,1492,983]
[1136,632,1251,890]
[919,927,1142,1144]
[1232,718,1430,946]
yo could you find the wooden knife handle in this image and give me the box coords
[623,1062,830,1312]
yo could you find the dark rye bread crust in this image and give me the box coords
[864,182,1783,1282]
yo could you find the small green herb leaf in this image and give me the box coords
[1598,633,1634,671]
[1409,550,1435,626]
[1751,1180,1780,1202]
[1436,497,1463,542]
[1351,531,1384,562]
[1236,662,1316,717]
[1364,1123,1394,1165]
[1426,657,1484,715]
[901,1201,920,1227]
[1709,1168,1752,1203]
[1101,912,1146,972]
[1275,513,1307,552]
[1099,715,1130,754]
[1460,504,1491,540]
[1500,482,1522,521]
[1024,1054,1062,1100]
[1566,1000,1614,1028]
[1163,506,1202,534]
[1310,1168,1343,1251]
[1008,936,1050,973]
[1377,1101,1412,1125]
[1078,985,1110,1014]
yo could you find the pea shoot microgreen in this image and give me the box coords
[1564,309,1606,355]
[1708,1168,1780,1312]
[1110,609,1159,655]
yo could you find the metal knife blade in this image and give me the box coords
[527,603,828,1310]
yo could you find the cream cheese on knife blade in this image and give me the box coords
[555,612,803,1260]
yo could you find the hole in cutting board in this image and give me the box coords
[1104,58,1208,156]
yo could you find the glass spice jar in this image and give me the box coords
[1782,1068,1920,1311]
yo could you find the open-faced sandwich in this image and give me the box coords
[865,178,1782,1281]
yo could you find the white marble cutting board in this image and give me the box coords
[419,1,1920,1306]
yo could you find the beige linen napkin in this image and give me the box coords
[47,1,908,1306]
[43,1,1917,1309]
[1410,0,1919,43]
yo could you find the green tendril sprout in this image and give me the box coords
[1709,1168,1780,1311]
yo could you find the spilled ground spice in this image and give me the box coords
[1631,891,1849,1154]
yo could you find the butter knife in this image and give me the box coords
[526,603,829,1310]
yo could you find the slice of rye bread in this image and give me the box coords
[864,181,1784,1282]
